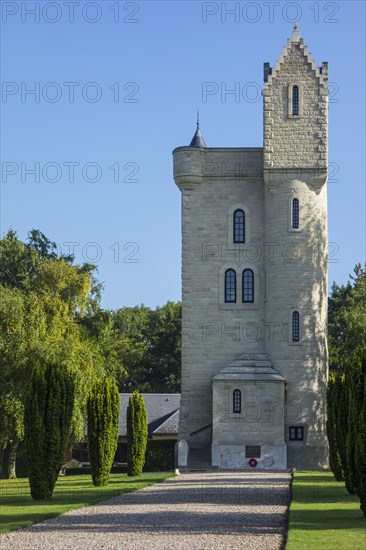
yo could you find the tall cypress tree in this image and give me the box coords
[345,354,366,494]
[355,374,366,517]
[327,375,344,481]
[336,374,349,486]
[87,377,120,486]
[127,390,148,476]
[25,363,74,500]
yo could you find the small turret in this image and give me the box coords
[189,114,207,148]
[173,116,206,191]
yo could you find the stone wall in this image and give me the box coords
[174,148,266,447]
[173,27,329,470]
[263,29,329,469]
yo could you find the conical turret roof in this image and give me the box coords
[189,116,206,148]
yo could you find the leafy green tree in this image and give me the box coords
[114,302,181,392]
[327,264,366,517]
[328,263,366,372]
[0,285,26,478]
[127,390,148,476]
[148,302,182,392]
[87,377,120,486]
[79,309,126,384]
[24,363,75,500]
[113,305,151,391]
[0,230,109,475]
[0,395,24,479]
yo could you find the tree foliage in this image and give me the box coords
[0,230,114,476]
[87,377,120,486]
[127,390,148,476]
[327,264,366,516]
[114,301,181,392]
[328,263,366,371]
[355,372,366,516]
[0,228,181,480]
[24,363,75,500]
[326,375,343,481]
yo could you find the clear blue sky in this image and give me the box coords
[1,0,365,309]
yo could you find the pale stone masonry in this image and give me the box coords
[173,25,329,470]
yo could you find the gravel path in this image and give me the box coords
[1,471,291,550]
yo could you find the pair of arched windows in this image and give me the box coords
[225,269,254,303]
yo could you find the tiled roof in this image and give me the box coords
[118,393,180,437]
[152,409,180,435]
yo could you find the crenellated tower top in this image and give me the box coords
[263,25,328,178]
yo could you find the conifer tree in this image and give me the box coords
[355,375,366,517]
[87,377,120,486]
[25,363,74,500]
[336,374,349,485]
[127,390,148,476]
[326,375,343,481]
[345,361,363,495]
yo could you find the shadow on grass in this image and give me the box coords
[294,474,337,484]
[289,508,365,530]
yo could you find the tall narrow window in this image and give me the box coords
[292,198,299,229]
[292,311,300,342]
[225,269,236,303]
[242,269,254,303]
[233,389,241,413]
[292,85,299,115]
[233,209,245,243]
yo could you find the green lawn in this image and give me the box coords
[286,471,366,550]
[0,472,174,534]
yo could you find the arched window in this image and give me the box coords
[233,209,245,243]
[225,269,236,303]
[242,269,254,303]
[292,85,299,115]
[233,389,241,413]
[292,311,300,342]
[292,198,299,229]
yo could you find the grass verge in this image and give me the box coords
[0,472,174,534]
[286,470,366,549]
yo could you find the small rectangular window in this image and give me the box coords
[289,427,304,441]
[245,446,261,458]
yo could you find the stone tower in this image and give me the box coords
[173,25,329,471]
